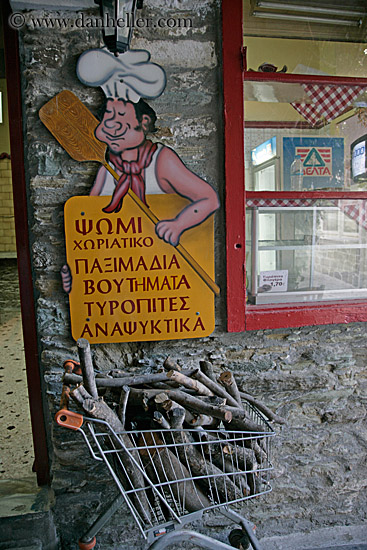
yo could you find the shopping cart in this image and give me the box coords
[55,399,275,550]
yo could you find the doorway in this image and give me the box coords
[0,11,35,483]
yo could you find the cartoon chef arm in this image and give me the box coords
[155,147,219,246]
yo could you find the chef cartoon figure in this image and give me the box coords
[77,48,220,247]
[58,48,219,297]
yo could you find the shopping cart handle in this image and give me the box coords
[55,409,84,430]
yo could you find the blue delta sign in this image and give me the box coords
[283,137,344,190]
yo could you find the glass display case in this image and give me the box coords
[246,201,367,304]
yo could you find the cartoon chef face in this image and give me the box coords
[95,99,151,154]
[77,48,165,154]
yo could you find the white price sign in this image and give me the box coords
[259,270,288,292]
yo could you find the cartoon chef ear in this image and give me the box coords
[141,114,152,133]
[133,99,157,133]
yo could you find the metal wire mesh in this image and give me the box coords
[79,402,275,538]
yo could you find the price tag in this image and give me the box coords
[259,270,288,292]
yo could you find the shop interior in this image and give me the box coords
[243,0,367,305]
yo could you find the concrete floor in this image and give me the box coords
[0,260,56,545]
[0,258,35,481]
[261,524,367,550]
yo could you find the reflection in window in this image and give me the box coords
[246,200,367,304]
[243,36,367,192]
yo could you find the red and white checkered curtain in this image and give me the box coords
[292,84,365,127]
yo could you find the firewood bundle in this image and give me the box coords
[60,339,284,522]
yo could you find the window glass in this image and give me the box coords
[244,0,367,71]
[244,87,367,192]
[244,37,367,80]
[243,27,367,192]
[246,199,367,304]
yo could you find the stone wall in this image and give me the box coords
[15,0,367,548]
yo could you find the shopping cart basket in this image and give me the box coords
[55,400,275,550]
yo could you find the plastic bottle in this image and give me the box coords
[290,154,304,191]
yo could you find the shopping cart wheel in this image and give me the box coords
[78,536,97,550]
[228,528,251,550]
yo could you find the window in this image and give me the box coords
[222,0,367,331]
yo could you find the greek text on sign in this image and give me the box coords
[259,270,288,292]
[296,147,332,177]
[64,195,215,343]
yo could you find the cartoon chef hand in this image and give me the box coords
[61,264,72,294]
[155,219,183,247]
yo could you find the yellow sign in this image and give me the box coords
[64,195,216,343]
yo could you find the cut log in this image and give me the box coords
[199,395,227,407]
[166,370,213,397]
[71,383,91,401]
[218,371,242,408]
[63,373,171,388]
[59,349,275,511]
[59,384,71,410]
[205,449,250,496]
[219,405,266,433]
[146,381,180,390]
[171,429,246,503]
[184,410,217,428]
[63,373,86,386]
[168,402,186,429]
[64,370,195,388]
[164,389,233,424]
[163,357,182,372]
[118,385,130,428]
[242,438,268,464]
[128,388,161,409]
[153,411,171,430]
[199,360,216,382]
[67,380,264,434]
[138,432,211,513]
[108,369,127,377]
[191,369,239,408]
[164,390,264,432]
[77,338,98,399]
[200,431,258,472]
[153,394,186,429]
[104,371,182,386]
[70,385,151,523]
[196,431,257,496]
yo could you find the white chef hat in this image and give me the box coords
[76,48,166,103]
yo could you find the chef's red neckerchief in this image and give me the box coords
[103,140,158,213]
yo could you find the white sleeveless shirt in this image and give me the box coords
[99,143,164,196]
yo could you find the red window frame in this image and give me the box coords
[222,0,367,332]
